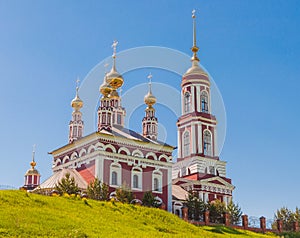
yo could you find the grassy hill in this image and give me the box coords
[0,190,276,237]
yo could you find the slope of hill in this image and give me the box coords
[0,190,276,237]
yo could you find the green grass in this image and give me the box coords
[0,190,277,237]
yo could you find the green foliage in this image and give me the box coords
[208,199,226,224]
[87,178,109,201]
[272,206,300,231]
[115,184,134,203]
[142,191,159,208]
[186,190,206,221]
[0,190,276,237]
[55,173,80,195]
[226,201,242,225]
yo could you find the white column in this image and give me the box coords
[214,127,218,156]
[196,85,201,112]
[191,124,196,154]
[95,155,104,182]
[167,167,172,212]
[197,123,202,153]
[191,86,195,112]
[177,129,181,158]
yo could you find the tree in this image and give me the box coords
[115,184,133,203]
[87,178,109,201]
[142,191,159,207]
[186,190,206,221]
[208,199,226,224]
[55,173,79,195]
[226,201,242,225]
[273,207,295,231]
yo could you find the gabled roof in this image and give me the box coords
[34,168,88,191]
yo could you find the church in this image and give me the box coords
[23,11,234,214]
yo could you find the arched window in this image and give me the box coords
[183,131,190,157]
[184,92,191,113]
[203,130,212,156]
[201,91,209,113]
[110,163,121,186]
[111,171,117,185]
[133,174,138,188]
[152,170,162,193]
[131,167,142,190]
[181,166,186,177]
[209,166,215,175]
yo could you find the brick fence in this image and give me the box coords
[180,207,299,233]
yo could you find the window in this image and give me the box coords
[183,131,190,157]
[111,171,117,185]
[201,91,209,113]
[110,163,121,186]
[117,114,122,125]
[203,130,212,156]
[133,174,138,188]
[184,92,191,113]
[152,170,162,193]
[209,166,215,175]
[153,178,159,191]
[131,167,142,190]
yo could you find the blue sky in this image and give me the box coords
[0,0,299,218]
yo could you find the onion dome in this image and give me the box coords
[144,73,156,107]
[100,74,112,97]
[71,80,83,110]
[106,40,124,90]
[110,89,120,99]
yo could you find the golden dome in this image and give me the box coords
[144,91,156,107]
[100,81,112,97]
[106,67,124,90]
[183,61,208,77]
[71,87,83,110]
[25,168,40,176]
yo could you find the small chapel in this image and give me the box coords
[23,11,234,214]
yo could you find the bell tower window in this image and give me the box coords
[183,131,190,157]
[203,130,212,156]
[201,91,209,113]
[184,92,191,113]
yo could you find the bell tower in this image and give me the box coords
[177,10,217,162]
[173,10,234,204]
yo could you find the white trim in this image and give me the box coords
[145,151,157,160]
[196,85,201,112]
[167,167,172,212]
[197,123,202,153]
[158,154,168,162]
[191,125,196,154]
[79,149,87,157]
[70,152,78,160]
[118,147,130,155]
[87,145,96,154]
[132,149,144,158]
[152,170,163,193]
[104,144,116,153]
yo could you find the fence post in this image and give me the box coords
[223,212,230,226]
[242,214,248,229]
[293,220,299,232]
[277,219,282,233]
[204,210,210,225]
[181,206,188,221]
[260,216,266,232]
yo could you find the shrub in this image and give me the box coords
[87,178,109,201]
[116,184,133,203]
[142,191,159,208]
[55,173,79,195]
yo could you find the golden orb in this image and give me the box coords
[144,91,156,107]
[100,81,112,97]
[71,95,83,110]
[106,68,124,90]
[30,161,36,168]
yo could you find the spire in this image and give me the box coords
[191,9,199,62]
[111,40,118,71]
[30,144,36,169]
